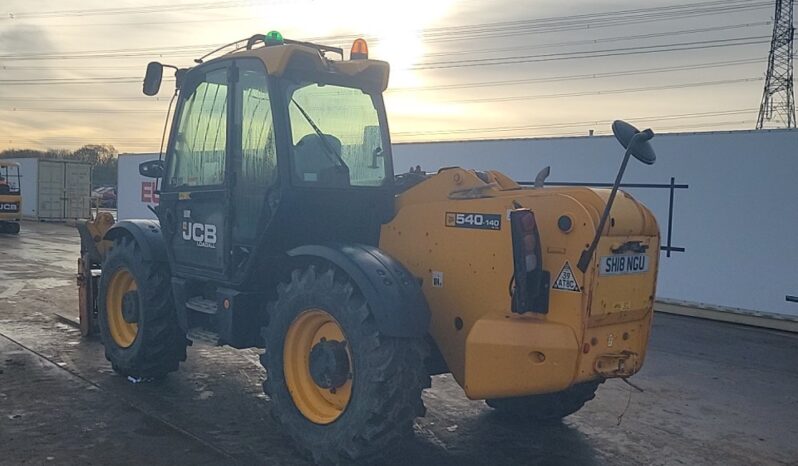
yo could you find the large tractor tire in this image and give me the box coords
[261,265,429,464]
[98,235,187,378]
[486,380,603,422]
[0,221,19,235]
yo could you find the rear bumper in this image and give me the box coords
[575,313,652,383]
[462,311,652,400]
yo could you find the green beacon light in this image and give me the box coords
[265,30,284,46]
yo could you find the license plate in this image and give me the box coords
[599,254,649,276]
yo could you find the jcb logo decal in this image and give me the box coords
[182,222,217,248]
[0,203,19,212]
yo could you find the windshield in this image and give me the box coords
[287,83,389,187]
[0,164,20,194]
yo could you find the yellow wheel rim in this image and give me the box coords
[284,309,353,425]
[106,268,139,348]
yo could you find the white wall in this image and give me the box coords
[393,129,798,318]
[3,158,38,218]
[117,153,159,221]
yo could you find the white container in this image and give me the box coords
[2,158,92,220]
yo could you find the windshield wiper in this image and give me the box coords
[291,98,346,168]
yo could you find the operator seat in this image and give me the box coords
[293,134,350,187]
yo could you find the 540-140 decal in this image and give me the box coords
[445,212,501,231]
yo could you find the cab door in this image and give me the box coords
[229,59,279,278]
[159,63,232,279]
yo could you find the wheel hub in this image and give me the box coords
[121,290,140,324]
[309,339,350,390]
[283,308,353,424]
[106,268,139,348]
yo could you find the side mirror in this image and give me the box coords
[577,120,657,273]
[612,120,656,165]
[139,160,164,178]
[143,62,164,96]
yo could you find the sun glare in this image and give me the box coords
[250,0,456,88]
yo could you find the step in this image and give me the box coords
[185,297,217,315]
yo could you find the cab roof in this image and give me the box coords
[208,35,391,92]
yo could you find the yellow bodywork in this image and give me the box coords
[380,168,659,400]
[227,43,390,91]
[0,161,21,223]
[0,193,21,222]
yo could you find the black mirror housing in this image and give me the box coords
[143,62,164,96]
[612,120,656,165]
[139,159,164,178]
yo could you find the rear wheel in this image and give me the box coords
[98,235,187,378]
[486,380,603,421]
[0,221,19,235]
[261,265,429,464]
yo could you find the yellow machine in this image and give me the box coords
[0,161,22,235]
[77,32,660,464]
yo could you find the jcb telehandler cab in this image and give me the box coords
[78,32,660,464]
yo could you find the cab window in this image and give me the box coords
[168,67,229,188]
[287,83,388,188]
[233,60,277,243]
[0,165,20,194]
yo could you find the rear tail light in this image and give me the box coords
[510,209,550,314]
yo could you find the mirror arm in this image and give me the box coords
[576,144,634,273]
[534,166,551,188]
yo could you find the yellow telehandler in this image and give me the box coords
[0,161,22,235]
[77,32,660,464]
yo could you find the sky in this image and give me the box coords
[0,0,787,152]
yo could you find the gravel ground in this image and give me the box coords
[1,221,796,465]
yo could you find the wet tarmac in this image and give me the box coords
[1,221,797,465]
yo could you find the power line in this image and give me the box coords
[392,109,759,137]
[415,2,772,43]
[0,77,177,86]
[441,77,762,105]
[422,21,772,59]
[0,96,164,102]
[1,109,758,148]
[0,38,770,81]
[0,21,769,64]
[0,44,214,61]
[412,36,769,70]
[0,1,773,63]
[0,0,779,146]
[389,57,764,92]
[0,77,763,114]
[2,1,269,19]
[0,108,165,114]
[0,57,764,93]
[394,119,757,142]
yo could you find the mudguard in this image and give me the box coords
[104,220,168,263]
[288,244,430,338]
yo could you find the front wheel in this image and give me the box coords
[486,380,603,421]
[0,221,19,235]
[97,235,187,378]
[261,265,429,464]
